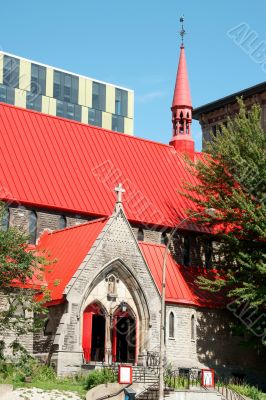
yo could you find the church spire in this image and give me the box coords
[170,17,195,160]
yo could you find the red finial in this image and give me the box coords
[170,16,195,160]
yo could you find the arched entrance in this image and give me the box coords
[82,303,106,362]
[112,306,136,364]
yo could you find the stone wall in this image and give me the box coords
[165,305,197,368]
[196,308,266,387]
[165,305,266,388]
[0,290,33,356]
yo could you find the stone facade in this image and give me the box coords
[48,205,161,375]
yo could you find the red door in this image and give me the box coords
[82,308,93,362]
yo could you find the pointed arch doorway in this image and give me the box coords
[112,305,137,364]
[82,303,106,363]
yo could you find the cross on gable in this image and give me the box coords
[115,183,125,203]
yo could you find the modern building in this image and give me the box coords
[0,51,134,134]
[193,81,266,146]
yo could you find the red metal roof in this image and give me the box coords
[0,102,202,229]
[172,46,192,108]
[139,242,225,308]
[37,218,108,301]
[36,219,222,308]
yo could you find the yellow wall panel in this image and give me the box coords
[46,67,54,97]
[102,112,112,131]
[42,96,50,114]
[106,85,115,114]
[127,91,134,120]
[15,89,26,108]
[0,54,3,84]
[19,60,31,91]
[85,79,92,108]
[48,97,57,116]
[124,117,134,136]
[78,77,86,106]
[81,106,88,124]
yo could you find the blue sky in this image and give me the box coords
[1,0,266,150]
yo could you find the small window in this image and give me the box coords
[205,240,213,269]
[183,236,190,266]
[191,315,195,341]
[56,100,81,121]
[0,84,15,104]
[3,55,20,88]
[58,215,67,230]
[169,312,174,338]
[112,115,124,132]
[1,208,9,231]
[26,92,42,112]
[161,231,167,245]
[31,64,46,95]
[92,82,106,111]
[29,211,37,244]
[115,88,128,117]
[88,108,102,127]
[53,71,79,104]
[137,228,144,241]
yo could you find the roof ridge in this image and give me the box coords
[138,241,166,249]
[0,102,177,150]
[46,216,108,236]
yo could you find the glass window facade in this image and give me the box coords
[92,82,106,111]
[26,92,42,112]
[3,55,20,88]
[56,100,81,121]
[0,84,15,104]
[53,71,78,104]
[31,64,46,95]
[88,108,102,127]
[112,115,124,133]
[115,88,128,117]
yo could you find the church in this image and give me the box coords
[0,37,265,386]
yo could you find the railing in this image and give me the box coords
[215,377,248,400]
[144,351,160,375]
[165,368,202,390]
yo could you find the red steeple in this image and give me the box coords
[170,17,195,160]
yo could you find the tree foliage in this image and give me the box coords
[0,203,49,342]
[183,99,266,311]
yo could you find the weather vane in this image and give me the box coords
[179,15,186,46]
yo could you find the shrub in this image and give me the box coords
[83,368,117,390]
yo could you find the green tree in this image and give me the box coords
[183,99,266,313]
[0,202,49,347]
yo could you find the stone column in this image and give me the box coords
[105,314,112,365]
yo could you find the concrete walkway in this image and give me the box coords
[0,387,82,400]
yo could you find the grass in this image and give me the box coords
[0,360,117,399]
[229,384,266,400]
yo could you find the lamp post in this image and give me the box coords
[158,209,216,400]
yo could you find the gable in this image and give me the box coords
[37,218,108,302]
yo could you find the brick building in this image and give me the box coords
[0,40,265,386]
[193,81,266,147]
